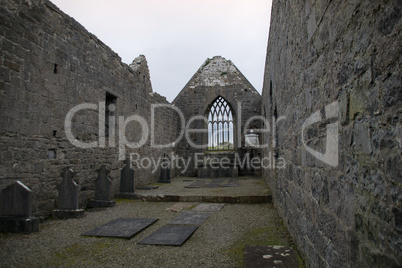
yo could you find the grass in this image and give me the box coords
[50,241,116,266]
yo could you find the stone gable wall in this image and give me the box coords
[173,57,262,176]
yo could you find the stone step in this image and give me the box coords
[131,193,272,204]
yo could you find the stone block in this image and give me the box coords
[353,122,372,154]
[0,216,39,233]
[52,209,84,219]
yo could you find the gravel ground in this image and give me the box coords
[0,200,300,268]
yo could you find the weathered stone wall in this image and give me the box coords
[262,0,401,267]
[0,0,178,217]
[173,56,262,177]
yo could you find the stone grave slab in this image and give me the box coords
[211,178,226,183]
[243,245,299,268]
[203,183,221,188]
[184,180,207,188]
[81,218,158,239]
[138,225,198,246]
[168,212,211,225]
[166,203,195,212]
[221,182,240,187]
[192,203,225,212]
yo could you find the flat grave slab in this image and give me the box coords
[211,178,226,183]
[221,182,240,187]
[192,203,225,212]
[168,212,211,225]
[138,225,198,246]
[81,217,158,239]
[244,245,299,268]
[203,183,221,188]
[166,203,195,212]
[184,181,207,188]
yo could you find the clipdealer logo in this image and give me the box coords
[64,100,339,170]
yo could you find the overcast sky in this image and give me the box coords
[51,0,272,102]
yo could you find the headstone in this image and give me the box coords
[115,158,136,199]
[81,218,158,239]
[88,165,116,208]
[0,181,39,233]
[52,168,85,219]
[158,155,171,183]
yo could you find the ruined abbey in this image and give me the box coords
[0,0,400,267]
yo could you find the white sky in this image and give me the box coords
[50,0,272,102]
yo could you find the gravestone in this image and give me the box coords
[158,155,171,183]
[88,165,116,208]
[52,168,85,219]
[0,181,39,233]
[115,158,136,199]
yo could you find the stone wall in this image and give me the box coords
[173,56,262,177]
[262,0,401,267]
[0,0,179,217]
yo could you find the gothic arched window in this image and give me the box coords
[207,96,234,151]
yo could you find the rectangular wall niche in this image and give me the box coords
[105,92,117,137]
[48,149,56,159]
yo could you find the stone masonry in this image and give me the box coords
[0,0,400,267]
[0,0,179,217]
[173,56,262,177]
[262,0,401,267]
